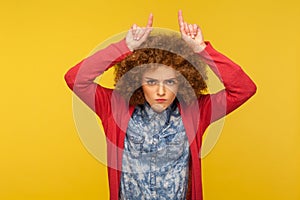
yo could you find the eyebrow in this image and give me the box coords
[144,77,158,80]
[144,77,177,81]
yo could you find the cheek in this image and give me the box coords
[166,86,179,97]
[142,86,153,100]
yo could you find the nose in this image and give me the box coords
[157,82,165,96]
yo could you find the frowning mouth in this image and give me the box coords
[155,99,167,102]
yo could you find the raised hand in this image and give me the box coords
[178,10,206,53]
[126,13,153,51]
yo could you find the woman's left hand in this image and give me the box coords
[178,10,206,53]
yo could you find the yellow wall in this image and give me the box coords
[0,0,299,199]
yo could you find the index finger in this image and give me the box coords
[178,10,184,26]
[146,13,153,28]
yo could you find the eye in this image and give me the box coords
[146,79,158,85]
[164,79,177,86]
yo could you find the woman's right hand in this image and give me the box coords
[126,13,153,51]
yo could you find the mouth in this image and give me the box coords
[155,99,167,103]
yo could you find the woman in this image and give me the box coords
[65,10,256,200]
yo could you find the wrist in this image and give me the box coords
[127,44,134,52]
[125,40,135,52]
[194,42,206,53]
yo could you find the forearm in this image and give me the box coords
[199,42,257,101]
[197,42,256,123]
[64,39,132,111]
[64,39,131,91]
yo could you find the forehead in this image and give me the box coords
[142,65,177,79]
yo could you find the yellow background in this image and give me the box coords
[1,0,299,199]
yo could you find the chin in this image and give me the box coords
[151,104,166,113]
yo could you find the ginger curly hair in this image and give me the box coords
[114,32,208,105]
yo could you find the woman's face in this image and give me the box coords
[142,65,179,113]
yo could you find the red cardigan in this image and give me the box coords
[64,39,256,200]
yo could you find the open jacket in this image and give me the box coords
[64,39,257,200]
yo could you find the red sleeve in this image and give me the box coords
[198,42,257,124]
[64,39,132,119]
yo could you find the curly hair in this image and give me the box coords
[114,32,208,105]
